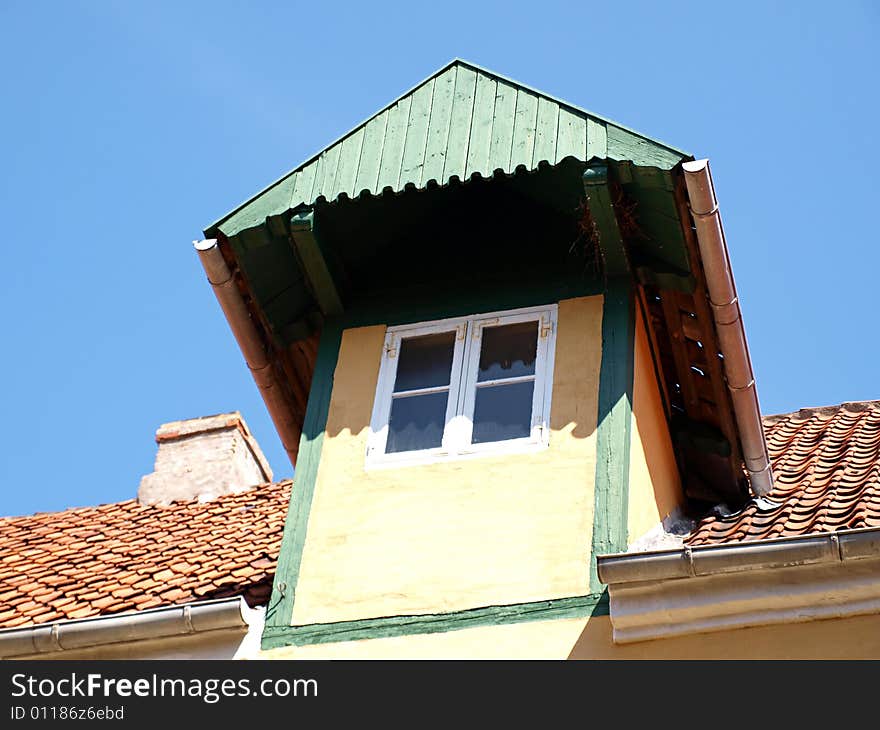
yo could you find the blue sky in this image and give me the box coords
[1,1,877,516]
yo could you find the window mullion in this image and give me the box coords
[458,318,482,449]
[455,320,473,410]
[474,374,536,388]
[393,384,453,398]
[444,319,474,453]
[441,320,469,454]
[531,310,555,439]
[368,330,401,457]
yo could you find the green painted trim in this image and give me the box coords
[289,211,344,317]
[343,277,602,330]
[590,279,636,592]
[582,165,629,278]
[206,59,688,239]
[264,319,344,629]
[261,593,609,650]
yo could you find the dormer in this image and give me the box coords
[195,60,772,657]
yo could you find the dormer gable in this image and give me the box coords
[194,60,773,656]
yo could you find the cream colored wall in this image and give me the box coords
[627,304,683,543]
[291,296,603,626]
[262,612,880,660]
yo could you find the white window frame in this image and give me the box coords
[366,304,558,468]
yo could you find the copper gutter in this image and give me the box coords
[682,160,773,496]
[194,239,300,468]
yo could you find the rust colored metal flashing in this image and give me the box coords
[194,239,302,467]
[682,160,773,496]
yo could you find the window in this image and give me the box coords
[367,305,558,466]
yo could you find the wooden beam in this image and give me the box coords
[659,292,702,415]
[264,320,343,630]
[582,165,629,277]
[289,210,344,317]
[636,287,673,420]
[590,277,635,592]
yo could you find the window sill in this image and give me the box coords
[364,437,551,471]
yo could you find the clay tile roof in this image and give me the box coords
[688,401,880,546]
[0,481,290,630]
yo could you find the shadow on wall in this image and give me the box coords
[320,298,604,446]
[566,610,880,660]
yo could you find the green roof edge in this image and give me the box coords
[203,58,692,237]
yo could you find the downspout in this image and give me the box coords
[194,239,300,468]
[682,160,773,496]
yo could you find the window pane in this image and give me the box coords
[386,392,449,453]
[471,381,535,444]
[394,332,456,392]
[478,321,538,382]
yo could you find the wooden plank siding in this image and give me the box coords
[487,81,517,173]
[421,66,456,185]
[443,65,477,181]
[209,59,688,241]
[399,78,435,188]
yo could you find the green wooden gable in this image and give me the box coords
[205,59,688,241]
[202,60,696,354]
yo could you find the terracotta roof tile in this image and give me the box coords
[688,401,880,546]
[0,481,291,630]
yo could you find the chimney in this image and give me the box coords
[138,412,273,505]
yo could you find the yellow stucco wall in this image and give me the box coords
[627,304,683,544]
[262,612,880,660]
[291,296,603,626]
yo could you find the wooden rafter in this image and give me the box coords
[627,173,749,506]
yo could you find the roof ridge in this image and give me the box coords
[0,479,293,523]
[0,481,290,629]
[0,497,140,522]
[763,400,880,424]
[448,58,690,155]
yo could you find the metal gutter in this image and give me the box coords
[682,159,773,496]
[597,527,880,644]
[0,597,255,659]
[598,526,880,586]
[195,239,300,468]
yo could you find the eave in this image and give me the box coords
[199,158,768,504]
[194,61,772,506]
[597,527,880,644]
[204,58,689,241]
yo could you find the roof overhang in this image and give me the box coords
[199,59,693,359]
[204,58,689,241]
[194,61,773,506]
[597,527,880,644]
